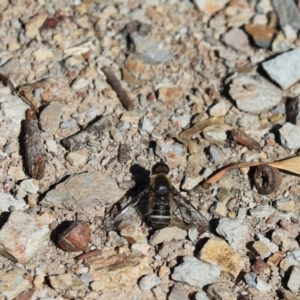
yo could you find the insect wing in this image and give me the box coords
[171,186,208,230]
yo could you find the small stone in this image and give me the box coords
[34,48,53,62]
[216,187,233,204]
[262,48,300,90]
[171,256,221,288]
[222,27,251,52]
[249,204,276,218]
[60,119,77,129]
[48,273,85,291]
[131,243,150,255]
[171,114,190,128]
[209,101,231,117]
[129,32,173,64]
[229,75,282,114]
[158,86,183,106]
[138,274,161,291]
[25,11,48,39]
[181,175,202,190]
[256,278,272,293]
[0,268,32,300]
[168,284,188,300]
[39,103,65,135]
[124,54,145,78]
[267,252,285,269]
[159,141,186,169]
[252,257,268,273]
[72,77,90,90]
[244,272,257,287]
[8,166,27,181]
[206,283,235,300]
[194,0,229,15]
[188,227,199,242]
[0,211,55,263]
[209,146,224,164]
[203,125,228,144]
[0,192,27,211]
[200,238,244,279]
[120,111,141,124]
[119,222,148,243]
[272,229,299,251]
[41,77,72,103]
[216,218,248,251]
[41,171,124,210]
[279,123,300,150]
[287,266,300,294]
[280,255,299,272]
[210,201,227,217]
[149,226,186,245]
[274,199,295,212]
[244,24,277,48]
[66,149,89,166]
[194,291,209,300]
[252,241,272,258]
[45,140,58,155]
[237,114,260,129]
[141,116,154,133]
[19,179,39,194]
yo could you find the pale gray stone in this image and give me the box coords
[287,266,300,293]
[169,283,188,300]
[222,27,251,52]
[149,226,186,245]
[72,77,90,90]
[279,123,300,150]
[194,291,209,300]
[138,274,161,291]
[249,204,276,218]
[244,272,257,287]
[20,178,39,194]
[262,48,300,90]
[256,278,272,293]
[0,192,27,211]
[141,116,154,133]
[48,273,85,291]
[41,171,125,210]
[171,256,220,288]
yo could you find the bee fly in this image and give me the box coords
[107,163,208,232]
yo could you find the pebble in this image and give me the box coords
[209,145,224,164]
[66,150,89,166]
[131,243,150,255]
[252,257,268,273]
[216,187,233,204]
[45,140,58,155]
[244,272,257,287]
[229,76,282,114]
[216,218,248,251]
[199,238,244,279]
[272,229,299,251]
[138,274,161,291]
[0,192,27,211]
[0,268,32,300]
[0,211,55,263]
[88,253,150,289]
[168,284,188,300]
[206,282,235,300]
[249,204,276,218]
[48,273,85,291]
[188,227,199,242]
[262,48,300,90]
[194,0,229,15]
[19,179,39,194]
[256,278,272,293]
[237,114,260,129]
[119,221,148,243]
[274,199,295,212]
[279,123,300,150]
[124,54,145,78]
[159,141,186,169]
[60,119,77,129]
[141,116,154,133]
[244,24,277,48]
[149,226,186,245]
[252,241,272,259]
[194,291,209,300]
[257,234,279,254]
[210,201,227,217]
[41,171,124,210]
[171,114,190,128]
[287,266,300,294]
[72,77,90,90]
[209,100,231,117]
[202,125,228,144]
[181,175,202,190]
[222,27,251,52]
[39,103,65,135]
[280,255,299,272]
[25,11,48,39]
[272,0,300,31]
[34,48,53,62]
[129,32,173,64]
[171,255,221,288]
[158,86,183,107]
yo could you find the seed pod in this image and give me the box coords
[57,221,91,252]
[23,109,46,180]
[254,164,282,195]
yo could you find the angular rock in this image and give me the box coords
[279,123,300,150]
[0,192,27,212]
[158,86,183,107]
[138,274,161,291]
[252,241,272,259]
[66,150,89,166]
[195,291,209,300]
[0,268,32,300]
[287,266,300,294]
[88,253,151,290]
[256,278,272,293]
[149,226,186,245]
[262,48,300,90]
[222,27,251,52]
[25,12,48,39]
[249,204,276,218]
[229,75,282,114]
[216,218,248,251]
[194,0,229,15]
[48,273,85,291]
[244,24,277,48]
[199,238,244,279]
[168,284,188,300]
[19,179,39,194]
[39,103,65,135]
[171,256,220,288]
[274,199,295,212]
[0,211,55,263]
[41,171,125,210]
[206,283,235,300]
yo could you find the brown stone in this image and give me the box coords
[244,24,277,48]
[158,86,183,106]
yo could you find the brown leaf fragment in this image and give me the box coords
[23,109,46,180]
[231,129,261,150]
[179,117,224,139]
[102,67,134,111]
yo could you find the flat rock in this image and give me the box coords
[222,27,251,52]
[25,11,48,39]
[279,123,300,150]
[41,171,125,210]
[262,48,300,90]
[244,24,277,48]
[149,226,186,245]
[168,283,188,300]
[171,256,220,288]
[0,268,32,300]
[19,179,39,194]
[206,283,235,300]
[194,0,229,15]
[199,238,244,279]
[216,218,248,251]
[272,0,300,31]
[0,192,27,211]
[229,75,282,114]
[249,204,276,218]
[48,273,85,291]
[0,211,55,263]
[138,274,161,291]
[158,86,183,106]
[88,253,151,290]
[287,266,300,294]
[39,102,65,135]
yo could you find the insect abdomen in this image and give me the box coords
[150,203,171,229]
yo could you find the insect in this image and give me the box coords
[107,163,208,232]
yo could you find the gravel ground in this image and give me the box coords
[1,0,300,299]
